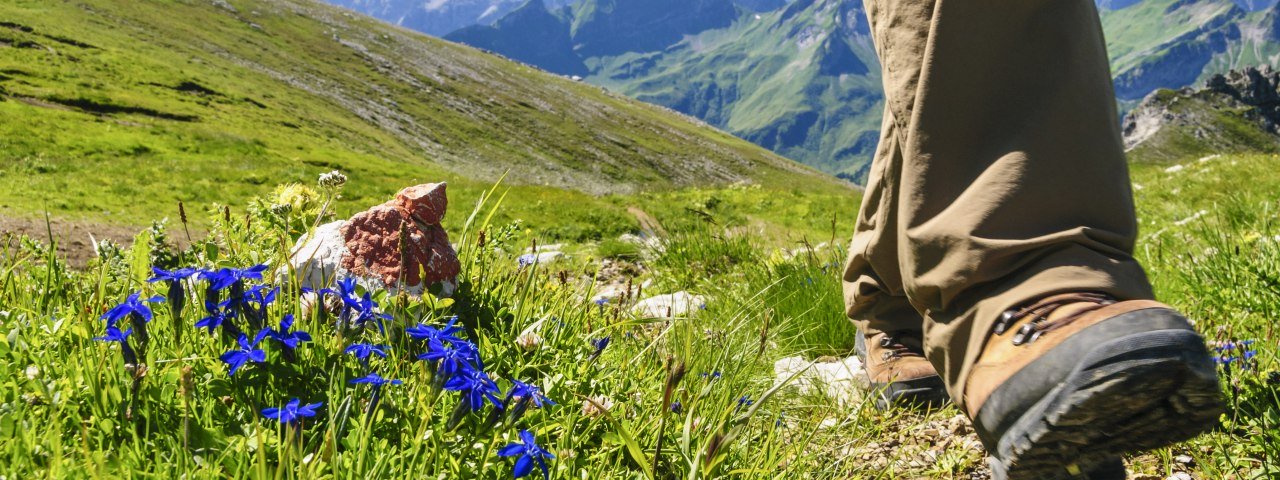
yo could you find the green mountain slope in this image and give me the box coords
[0,0,845,233]
[590,0,881,180]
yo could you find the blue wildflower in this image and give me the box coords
[220,332,267,376]
[94,325,133,343]
[517,254,537,268]
[195,309,238,335]
[737,395,754,410]
[345,344,389,366]
[148,267,197,319]
[101,292,165,328]
[320,278,361,323]
[507,379,556,408]
[349,292,393,333]
[701,371,722,380]
[200,265,268,291]
[497,429,555,480]
[444,367,504,411]
[417,339,483,378]
[593,297,608,306]
[670,400,682,414]
[242,284,280,328]
[261,398,323,426]
[406,316,464,344]
[589,336,611,358]
[265,315,312,350]
[95,325,139,365]
[350,372,404,387]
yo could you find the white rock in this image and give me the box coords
[283,220,453,297]
[536,251,565,263]
[772,355,868,407]
[527,243,564,253]
[286,220,351,292]
[1165,164,1186,173]
[631,291,706,318]
[1166,472,1193,480]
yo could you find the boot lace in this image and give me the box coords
[879,333,926,361]
[993,292,1117,346]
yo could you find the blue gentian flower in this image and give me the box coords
[101,292,165,328]
[507,379,555,408]
[593,297,608,306]
[736,395,753,410]
[94,325,133,343]
[345,343,389,367]
[195,309,235,334]
[670,400,682,414]
[243,284,279,328]
[261,398,323,426]
[406,316,464,344]
[202,265,267,321]
[588,336,610,360]
[201,265,269,291]
[220,333,267,376]
[350,372,404,387]
[265,315,312,350]
[701,371,722,380]
[418,339,483,378]
[148,267,198,318]
[94,325,138,365]
[517,254,537,268]
[320,278,361,322]
[497,429,555,480]
[444,367,504,411]
[349,292,393,333]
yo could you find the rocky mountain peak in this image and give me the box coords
[1122,65,1280,160]
[1204,65,1280,126]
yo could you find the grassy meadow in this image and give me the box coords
[0,152,1277,478]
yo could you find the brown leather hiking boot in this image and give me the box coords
[855,329,950,409]
[965,293,1224,480]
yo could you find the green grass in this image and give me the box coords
[2,152,1278,478]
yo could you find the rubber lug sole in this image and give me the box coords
[983,329,1223,480]
[871,374,950,410]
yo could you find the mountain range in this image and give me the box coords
[331,0,1280,181]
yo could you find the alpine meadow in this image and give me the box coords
[1,0,1279,479]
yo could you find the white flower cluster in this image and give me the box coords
[318,170,347,190]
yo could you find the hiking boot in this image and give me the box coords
[965,292,1224,480]
[855,329,950,409]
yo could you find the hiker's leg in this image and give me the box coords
[842,9,947,407]
[872,0,1154,408]
[858,2,1221,477]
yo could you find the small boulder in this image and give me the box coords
[287,183,460,296]
[772,355,868,407]
[631,291,705,318]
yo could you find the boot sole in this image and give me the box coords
[871,374,950,410]
[980,323,1223,479]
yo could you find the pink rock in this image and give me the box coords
[395,183,448,225]
[339,183,460,293]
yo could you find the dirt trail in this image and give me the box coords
[0,215,143,267]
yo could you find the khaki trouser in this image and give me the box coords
[843,0,1155,411]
